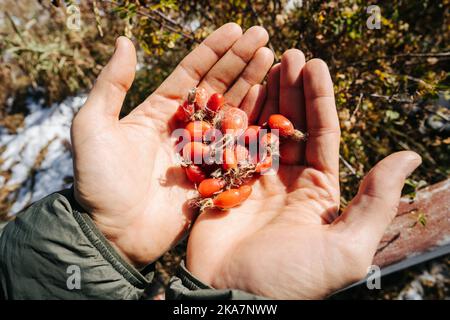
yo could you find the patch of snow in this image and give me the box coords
[396,261,449,300]
[397,279,424,300]
[285,0,304,12]
[0,95,87,216]
[188,20,200,31]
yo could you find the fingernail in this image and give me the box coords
[406,153,422,177]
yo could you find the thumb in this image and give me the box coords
[81,36,136,121]
[337,151,422,249]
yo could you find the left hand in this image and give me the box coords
[71,24,274,267]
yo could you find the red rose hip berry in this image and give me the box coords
[207,93,225,112]
[221,107,248,136]
[213,185,252,209]
[198,178,226,198]
[175,101,194,122]
[185,121,212,142]
[268,114,306,141]
[185,165,207,184]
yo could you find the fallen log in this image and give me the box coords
[338,178,450,292]
[374,178,450,269]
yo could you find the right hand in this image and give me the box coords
[186,50,422,299]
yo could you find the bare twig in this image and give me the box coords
[92,0,104,37]
[339,154,357,176]
[336,51,450,70]
[386,127,437,165]
[136,8,198,42]
[104,0,198,42]
[5,12,25,43]
[370,93,415,104]
[395,52,450,57]
[247,0,279,61]
[351,93,364,118]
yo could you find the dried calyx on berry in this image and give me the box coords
[267,114,307,142]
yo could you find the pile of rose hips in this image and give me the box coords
[174,87,306,212]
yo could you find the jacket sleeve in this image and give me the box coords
[166,262,267,300]
[0,189,264,300]
[0,189,153,300]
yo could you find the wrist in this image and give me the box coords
[107,239,148,270]
[91,220,157,270]
[72,188,154,269]
[186,245,238,291]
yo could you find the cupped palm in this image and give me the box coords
[71,24,274,267]
[186,52,421,299]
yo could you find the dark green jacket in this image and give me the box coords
[0,190,263,300]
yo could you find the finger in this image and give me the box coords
[240,84,267,124]
[199,26,269,94]
[334,151,422,251]
[225,47,274,108]
[303,59,340,177]
[155,23,243,99]
[278,49,306,165]
[82,36,136,121]
[279,49,306,130]
[258,63,281,124]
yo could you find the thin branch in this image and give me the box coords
[339,154,357,176]
[92,0,104,37]
[370,93,414,104]
[152,7,183,28]
[351,93,364,118]
[5,11,25,43]
[353,91,449,122]
[135,8,198,42]
[247,0,279,61]
[105,0,198,42]
[336,51,450,70]
[138,6,197,41]
[390,73,435,89]
[395,52,450,57]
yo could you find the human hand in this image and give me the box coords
[186,50,422,298]
[71,23,274,268]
